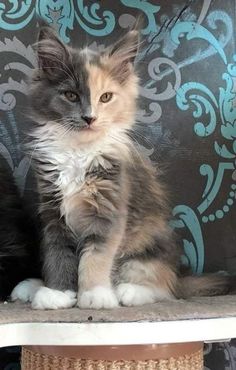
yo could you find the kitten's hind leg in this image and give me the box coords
[11,278,44,303]
[10,279,77,309]
[115,259,177,307]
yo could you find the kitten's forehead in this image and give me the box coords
[68,48,102,101]
[79,47,101,65]
[68,49,92,107]
[69,48,110,114]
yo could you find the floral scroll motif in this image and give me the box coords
[0,37,36,111]
[0,0,116,42]
[173,27,236,273]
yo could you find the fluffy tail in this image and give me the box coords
[177,274,236,299]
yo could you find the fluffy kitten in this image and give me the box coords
[11,24,232,310]
[0,156,40,300]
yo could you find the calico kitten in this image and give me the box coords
[11,24,231,310]
[0,156,40,300]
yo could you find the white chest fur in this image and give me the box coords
[55,150,95,196]
[33,124,131,206]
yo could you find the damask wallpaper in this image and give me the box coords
[0,0,236,369]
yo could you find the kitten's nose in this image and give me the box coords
[82,115,95,126]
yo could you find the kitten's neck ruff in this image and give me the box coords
[31,121,133,197]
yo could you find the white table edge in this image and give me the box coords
[0,317,236,347]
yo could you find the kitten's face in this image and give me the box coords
[29,27,139,144]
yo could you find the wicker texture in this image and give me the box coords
[21,347,203,370]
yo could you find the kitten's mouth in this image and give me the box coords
[82,125,92,130]
[72,123,97,132]
[66,119,98,133]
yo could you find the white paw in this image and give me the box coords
[64,290,77,299]
[32,287,77,310]
[11,279,44,303]
[78,286,119,309]
[116,283,157,306]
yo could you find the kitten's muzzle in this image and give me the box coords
[82,115,96,126]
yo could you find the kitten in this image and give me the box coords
[0,156,40,300]
[11,24,232,310]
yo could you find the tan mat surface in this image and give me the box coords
[0,295,236,324]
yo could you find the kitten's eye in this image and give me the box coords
[64,91,79,102]
[100,92,113,103]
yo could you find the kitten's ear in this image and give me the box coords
[104,20,141,83]
[36,24,70,79]
[109,29,139,64]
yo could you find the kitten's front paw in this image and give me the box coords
[116,283,156,307]
[78,286,119,309]
[32,287,77,310]
[11,279,44,303]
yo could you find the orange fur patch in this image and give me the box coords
[86,62,139,133]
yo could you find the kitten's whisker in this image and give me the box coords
[59,125,73,139]
[108,132,148,167]
[25,141,41,169]
[127,128,153,147]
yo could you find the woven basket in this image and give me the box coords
[21,346,203,370]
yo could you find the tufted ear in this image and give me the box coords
[36,24,70,80]
[109,29,139,65]
[104,22,141,84]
